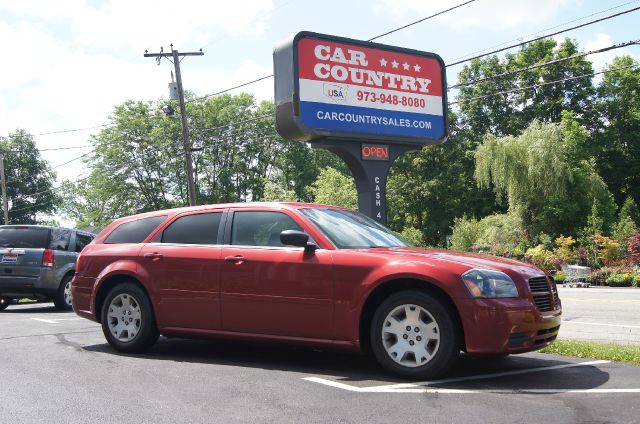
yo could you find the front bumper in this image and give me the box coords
[458,297,562,355]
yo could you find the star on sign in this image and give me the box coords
[402,62,410,70]
[391,60,399,69]
[380,58,387,67]
[414,64,421,72]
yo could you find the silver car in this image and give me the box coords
[0,225,94,311]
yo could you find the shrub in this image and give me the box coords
[594,234,621,265]
[400,227,425,247]
[628,230,640,266]
[633,275,640,288]
[554,235,576,262]
[525,245,557,271]
[450,213,525,255]
[606,272,634,287]
[450,216,481,252]
[553,271,566,283]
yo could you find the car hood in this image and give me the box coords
[370,247,546,280]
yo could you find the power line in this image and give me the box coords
[51,151,94,170]
[449,39,640,89]
[445,5,640,67]
[192,0,481,103]
[6,144,94,154]
[448,63,639,105]
[447,0,639,63]
[367,0,478,42]
[31,125,107,136]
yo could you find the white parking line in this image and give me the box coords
[31,318,83,324]
[303,360,618,394]
[562,321,640,329]
[301,378,640,394]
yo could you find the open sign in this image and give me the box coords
[361,144,389,161]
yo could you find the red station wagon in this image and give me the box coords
[72,202,562,378]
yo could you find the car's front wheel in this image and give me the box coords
[101,282,159,353]
[370,290,460,379]
[0,297,10,311]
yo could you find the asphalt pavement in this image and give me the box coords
[1,302,639,424]
[558,286,640,345]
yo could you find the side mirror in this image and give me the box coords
[280,230,317,252]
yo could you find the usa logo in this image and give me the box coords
[324,83,348,103]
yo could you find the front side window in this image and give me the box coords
[104,216,167,244]
[162,213,222,245]
[75,234,93,253]
[299,208,408,249]
[231,211,302,247]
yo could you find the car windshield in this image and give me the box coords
[299,208,409,249]
[0,227,50,249]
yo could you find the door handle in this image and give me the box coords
[224,255,246,263]
[143,252,163,259]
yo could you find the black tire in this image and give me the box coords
[101,282,159,353]
[370,290,460,379]
[53,275,74,310]
[0,297,10,311]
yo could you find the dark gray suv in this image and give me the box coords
[0,225,94,311]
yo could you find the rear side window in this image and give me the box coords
[75,233,93,252]
[50,228,72,251]
[231,211,302,247]
[0,227,49,249]
[162,213,222,245]
[105,216,167,244]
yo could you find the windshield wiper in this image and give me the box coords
[0,243,15,247]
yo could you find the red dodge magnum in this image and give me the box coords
[72,202,561,378]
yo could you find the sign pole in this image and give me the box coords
[313,140,418,225]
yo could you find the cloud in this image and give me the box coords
[375,0,579,32]
[584,33,639,71]
[0,0,274,50]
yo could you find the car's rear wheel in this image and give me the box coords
[101,282,159,353]
[0,297,10,311]
[370,290,460,379]
[53,275,73,310]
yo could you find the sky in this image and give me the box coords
[0,0,638,222]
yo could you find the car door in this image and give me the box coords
[220,209,335,339]
[140,210,225,330]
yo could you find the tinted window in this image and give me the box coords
[0,227,49,249]
[105,216,167,244]
[299,208,408,249]
[162,213,222,245]
[231,212,302,247]
[50,228,72,251]
[75,233,93,253]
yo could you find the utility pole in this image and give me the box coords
[0,153,8,224]
[144,45,203,206]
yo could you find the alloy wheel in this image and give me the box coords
[381,304,440,367]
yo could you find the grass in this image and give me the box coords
[540,339,640,365]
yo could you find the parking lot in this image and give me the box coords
[1,303,640,424]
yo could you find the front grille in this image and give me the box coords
[528,276,555,312]
[529,276,549,293]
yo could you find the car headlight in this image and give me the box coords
[461,269,518,298]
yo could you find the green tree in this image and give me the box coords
[594,56,640,206]
[619,196,640,227]
[308,167,357,209]
[0,130,59,224]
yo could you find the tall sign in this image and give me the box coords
[274,32,447,224]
